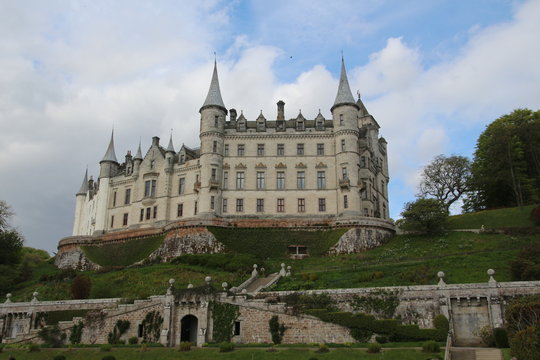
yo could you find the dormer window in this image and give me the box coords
[180,154,185,164]
[296,120,305,131]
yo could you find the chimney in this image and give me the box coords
[152,136,160,146]
[229,108,237,123]
[277,100,285,121]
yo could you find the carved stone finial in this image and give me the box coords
[286,266,292,277]
[437,271,446,286]
[5,293,12,303]
[279,263,287,277]
[31,292,39,302]
[187,283,194,289]
[487,269,497,284]
[167,278,175,295]
[205,276,212,285]
[222,282,228,291]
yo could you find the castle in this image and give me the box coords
[71,59,390,235]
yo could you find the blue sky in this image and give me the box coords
[1,0,539,254]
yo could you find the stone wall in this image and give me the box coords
[329,226,392,254]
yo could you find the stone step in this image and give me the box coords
[244,275,277,293]
[475,348,503,360]
[450,348,476,360]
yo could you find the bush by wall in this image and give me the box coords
[422,340,440,353]
[367,343,381,353]
[219,342,235,352]
[210,302,239,343]
[269,316,286,344]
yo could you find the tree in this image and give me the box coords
[71,275,92,299]
[469,109,540,210]
[0,200,24,295]
[418,154,472,212]
[399,198,448,234]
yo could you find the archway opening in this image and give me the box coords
[180,314,198,343]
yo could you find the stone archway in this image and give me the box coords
[180,314,198,343]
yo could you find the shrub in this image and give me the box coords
[509,326,540,360]
[53,355,66,360]
[69,321,84,344]
[422,340,440,353]
[433,314,449,333]
[400,198,448,234]
[511,243,540,281]
[0,344,3,353]
[100,344,112,352]
[367,343,381,353]
[315,343,329,353]
[269,315,286,344]
[178,342,191,351]
[493,327,509,348]
[128,337,138,345]
[531,205,540,226]
[476,326,495,347]
[28,344,41,352]
[38,325,66,347]
[71,275,91,299]
[101,356,116,360]
[219,342,234,352]
[375,336,388,344]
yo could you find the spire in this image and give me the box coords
[166,134,175,153]
[134,140,143,160]
[331,57,358,112]
[76,168,89,196]
[101,130,118,163]
[200,60,227,113]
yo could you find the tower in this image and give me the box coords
[72,169,89,235]
[331,58,362,217]
[94,131,118,233]
[198,60,227,217]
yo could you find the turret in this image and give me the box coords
[276,100,285,131]
[165,134,175,167]
[99,131,119,179]
[73,169,89,235]
[133,141,143,176]
[198,60,227,217]
[331,57,362,218]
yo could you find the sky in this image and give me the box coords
[1,0,539,254]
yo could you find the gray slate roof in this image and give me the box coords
[201,61,226,111]
[133,141,143,160]
[166,135,175,153]
[77,169,89,196]
[101,131,118,163]
[332,58,356,110]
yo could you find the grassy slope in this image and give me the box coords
[446,204,537,229]
[1,347,444,360]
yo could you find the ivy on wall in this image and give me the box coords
[351,289,400,319]
[108,319,130,344]
[210,301,239,343]
[269,315,286,344]
[69,321,84,344]
[141,311,163,343]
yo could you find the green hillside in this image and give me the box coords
[5,206,538,301]
[446,204,537,229]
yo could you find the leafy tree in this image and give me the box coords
[469,109,540,210]
[71,275,92,299]
[505,295,540,360]
[418,154,472,212]
[510,243,540,281]
[0,200,24,295]
[399,198,448,234]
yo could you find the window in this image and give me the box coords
[317,171,326,189]
[178,178,185,194]
[364,208,369,216]
[237,144,245,156]
[112,191,117,207]
[276,171,285,189]
[212,141,217,153]
[223,171,229,189]
[224,144,229,156]
[256,199,264,212]
[179,154,185,163]
[277,144,284,156]
[222,198,228,213]
[145,180,157,197]
[297,143,304,155]
[319,198,326,212]
[381,180,385,196]
[211,168,217,181]
[124,188,131,205]
[153,206,157,219]
[210,196,215,210]
[256,171,265,189]
[194,201,198,215]
[277,198,285,212]
[236,199,244,212]
[140,209,144,222]
[298,198,305,212]
[342,167,348,179]
[317,143,324,156]
[339,114,344,125]
[110,215,114,228]
[297,171,305,189]
[214,115,218,128]
[344,195,348,209]
[257,144,265,156]
[146,207,151,220]
[177,203,183,217]
[341,139,346,152]
[234,321,241,336]
[123,213,128,226]
[236,172,245,189]
[360,156,366,168]
[150,160,155,169]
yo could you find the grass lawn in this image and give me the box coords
[446,204,537,229]
[0,347,445,360]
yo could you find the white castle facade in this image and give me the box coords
[72,59,391,236]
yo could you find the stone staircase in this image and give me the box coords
[244,274,280,293]
[450,348,503,360]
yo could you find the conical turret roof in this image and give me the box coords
[76,169,89,196]
[101,130,118,163]
[166,134,175,153]
[331,57,358,111]
[200,60,227,113]
[133,141,143,160]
